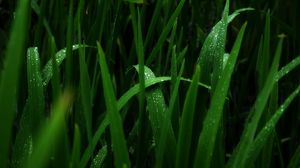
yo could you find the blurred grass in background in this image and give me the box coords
[0,0,300,167]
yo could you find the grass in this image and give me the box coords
[0,0,300,167]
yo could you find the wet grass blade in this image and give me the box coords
[276,55,300,81]
[26,91,73,168]
[90,145,107,168]
[245,83,300,165]
[194,22,247,168]
[0,0,30,166]
[227,37,284,168]
[176,65,201,168]
[197,0,229,91]
[97,42,130,168]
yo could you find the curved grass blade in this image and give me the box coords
[194,22,247,168]
[146,0,186,65]
[97,42,130,168]
[245,83,300,165]
[134,65,177,167]
[227,37,284,168]
[0,0,30,166]
[42,44,86,86]
[197,0,229,91]
[176,65,201,168]
[26,91,73,168]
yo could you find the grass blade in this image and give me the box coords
[194,22,247,168]
[288,143,300,168]
[97,42,130,168]
[0,0,30,166]
[90,145,108,168]
[227,37,284,168]
[176,65,201,168]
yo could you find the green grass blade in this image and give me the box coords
[26,47,45,136]
[155,60,185,168]
[197,0,229,91]
[0,0,30,166]
[146,0,186,65]
[194,22,247,168]
[97,42,130,168]
[245,83,300,165]
[176,65,201,168]
[26,91,73,168]
[227,37,284,168]
[276,55,300,81]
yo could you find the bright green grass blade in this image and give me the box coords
[194,22,247,168]
[155,60,185,168]
[288,143,300,168]
[79,75,211,167]
[42,45,84,85]
[25,91,73,168]
[227,8,255,23]
[245,83,300,165]
[176,65,201,168]
[197,0,229,91]
[227,37,284,168]
[26,47,45,135]
[0,0,30,166]
[276,55,300,81]
[134,65,177,167]
[70,124,81,168]
[90,145,108,168]
[97,42,130,168]
[146,0,186,65]
[79,46,93,143]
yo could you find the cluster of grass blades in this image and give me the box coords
[1,0,300,167]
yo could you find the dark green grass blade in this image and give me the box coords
[146,0,186,65]
[194,22,247,168]
[227,37,284,168]
[65,0,74,86]
[97,42,130,168]
[25,91,73,168]
[0,0,30,166]
[245,83,300,165]
[176,65,201,168]
[288,143,300,168]
[155,60,185,168]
